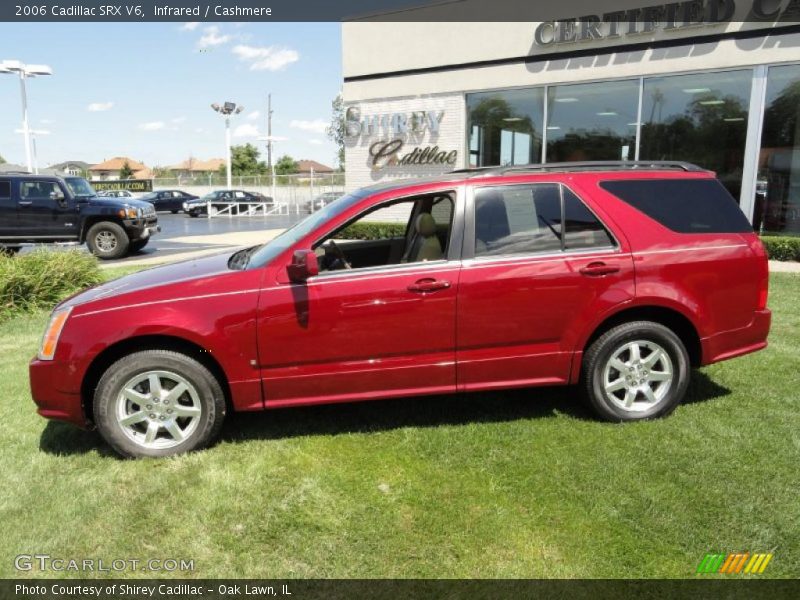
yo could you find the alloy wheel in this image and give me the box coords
[602,340,674,413]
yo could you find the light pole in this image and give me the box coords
[1,60,53,173]
[211,101,244,190]
[15,128,50,175]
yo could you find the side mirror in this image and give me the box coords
[50,190,67,206]
[287,249,319,283]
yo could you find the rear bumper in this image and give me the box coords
[29,358,90,429]
[701,309,772,365]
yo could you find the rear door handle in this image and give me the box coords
[408,278,451,293]
[579,262,620,277]
[18,201,33,206]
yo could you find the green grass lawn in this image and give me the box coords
[0,272,798,579]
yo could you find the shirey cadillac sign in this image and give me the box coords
[345,106,458,171]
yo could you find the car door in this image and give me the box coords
[456,181,634,391]
[17,179,77,237]
[256,189,464,407]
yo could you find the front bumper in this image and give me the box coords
[29,358,90,429]
[123,218,161,240]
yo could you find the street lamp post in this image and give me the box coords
[15,128,50,175]
[211,101,244,190]
[0,60,53,173]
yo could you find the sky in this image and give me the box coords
[0,22,342,170]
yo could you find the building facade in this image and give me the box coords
[342,5,800,236]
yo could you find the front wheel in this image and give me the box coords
[93,350,227,458]
[86,221,129,260]
[581,321,690,421]
[171,209,179,214]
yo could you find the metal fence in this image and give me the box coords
[152,172,346,215]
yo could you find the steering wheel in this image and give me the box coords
[326,239,352,270]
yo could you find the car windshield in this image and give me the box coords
[246,190,367,269]
[64,177,97,197]
[141,192,157,200]
[200,192,220,201]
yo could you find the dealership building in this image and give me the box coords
[341,2,800,235]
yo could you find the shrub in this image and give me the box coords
[0,249,101,322]
[760,236,800,262]
[338,221,407,241]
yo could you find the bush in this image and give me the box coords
[338,221,407,240]
[0,249,101,322]
[760,236,800,262]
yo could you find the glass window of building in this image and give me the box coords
[639,70,752,202]
[467,88,544,167]
[754,64,800,236]
[545,79,639,163]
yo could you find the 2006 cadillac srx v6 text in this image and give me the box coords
[30,162,771,457]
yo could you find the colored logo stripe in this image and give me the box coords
[697,553,773,574]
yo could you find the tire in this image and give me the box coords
[86,221,129,260]
[171,210,179,214]
[0,246,21,256]
[93,350,227,458]
[189,211,199,218]
[129,238,149,253]
[581,321,690,422]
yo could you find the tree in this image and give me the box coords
[326,93,345,169]
[119,161,134,180]
[275,155,298,175]
[0,153,6,165]
[220,143,267,176]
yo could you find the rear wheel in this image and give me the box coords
[86,221,129,260]
[581,321,690,421]
[171,210,179,214]
[93,350,227,458]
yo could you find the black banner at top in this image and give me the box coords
[2,0,800,22]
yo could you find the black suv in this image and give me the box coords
[183,189,274,217]
[0,174,159,260]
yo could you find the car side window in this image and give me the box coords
[474,184,562,256]
[563,188,615,250]
[314,194,454,272]
[0,180,10,200]
[20,181,62,201]
[474,184,614,257]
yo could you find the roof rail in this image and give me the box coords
[0,170,33,175]
[454,161,706,177]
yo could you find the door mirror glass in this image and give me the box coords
[287,249,319,283]
[50,189,66,203]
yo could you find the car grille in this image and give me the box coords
[142,205,156,217]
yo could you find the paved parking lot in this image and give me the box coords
[18,211,303,267]
[110,211,302,266]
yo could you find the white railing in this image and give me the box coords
[207,201,292,218]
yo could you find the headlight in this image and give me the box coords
[38,307,72,361]
[183,202,188,210]
[118,207,138,219]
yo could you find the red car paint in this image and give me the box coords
[30,168,771,428]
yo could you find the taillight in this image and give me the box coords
[758,276,769,310]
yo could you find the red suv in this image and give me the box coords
[30,162,771,457]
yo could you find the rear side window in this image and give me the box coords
[474,184,614,257]
[599,178,752,233]
[563,188,615,250]
[0,180,10,199]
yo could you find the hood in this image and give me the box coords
[58,251,236,310]
[87,196,155,211]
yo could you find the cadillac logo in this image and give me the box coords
[369,139,458,171]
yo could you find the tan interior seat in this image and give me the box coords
[405,213,444,262]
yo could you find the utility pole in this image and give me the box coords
[266,94,273,171]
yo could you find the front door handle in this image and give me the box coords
[18,201,33,206]
[408,278,451,293]
[579,262,620,277]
